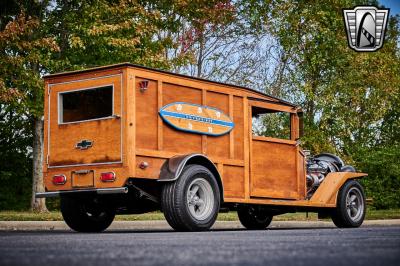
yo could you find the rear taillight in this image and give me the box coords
[100,172,115,182]
[53,175,66,185]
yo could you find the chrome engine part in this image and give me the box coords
[305,152,353,199]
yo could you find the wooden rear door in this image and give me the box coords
[47,74,123,168]
[249,100,305,200]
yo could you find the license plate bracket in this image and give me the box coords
[72,170,94,188]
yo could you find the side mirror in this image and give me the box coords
[298,112,304,138]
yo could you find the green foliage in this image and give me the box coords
[0,104,32,210]
[355,145,400,209]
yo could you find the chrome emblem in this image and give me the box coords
[343,6,389,52]
[76,140,93,150]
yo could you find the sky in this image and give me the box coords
[380,0,400,16]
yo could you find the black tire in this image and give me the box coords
[161,164,220,232]
[237,205,273,230]
[60,196,115,232]
[331,180,366,228]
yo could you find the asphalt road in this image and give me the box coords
[0,226,399,266]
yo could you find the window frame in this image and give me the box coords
[58,84,115,125]
[249,100,297,144]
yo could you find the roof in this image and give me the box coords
[44,62,298,108]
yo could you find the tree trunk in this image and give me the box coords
[31,117,48,212]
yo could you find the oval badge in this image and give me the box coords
[159,102,234,136]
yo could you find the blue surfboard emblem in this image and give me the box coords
[159,102,234,136]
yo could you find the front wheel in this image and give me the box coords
[60,196,115,232]
[237,205,273,230]
[161,164,220,231]
[331,180,366,228]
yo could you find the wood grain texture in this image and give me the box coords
[310,172,367,205]
[125,70,136,175]
[223,165,245,198]
[206,91,230,157]
[162,83,202,154]
[48,74,122,167]
[157,81,163,150]
[135,156,166,179]
[43,64,365,209]
[250,139,298,199]
[136,77,158,150]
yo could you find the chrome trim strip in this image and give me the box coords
[35,187,128,198]
[47,161,122,169]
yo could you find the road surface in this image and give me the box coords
[0,226,399,266]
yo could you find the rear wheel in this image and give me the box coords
[331,180,366,228]
[60,196,115,232]
[161,165,220,231]
[237,205,273,230]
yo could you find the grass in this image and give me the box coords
[0,208,399,221]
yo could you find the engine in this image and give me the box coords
[305,152,355,199]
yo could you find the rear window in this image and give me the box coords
[59,86,113,123]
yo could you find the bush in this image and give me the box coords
[355,145,400,209]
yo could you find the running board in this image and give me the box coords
[35,187,128,198]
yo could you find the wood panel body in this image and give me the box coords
[42,63,366,209]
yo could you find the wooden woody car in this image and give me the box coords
[36,63,367,232]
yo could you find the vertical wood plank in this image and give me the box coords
[217,163,224,183]
[201,89,207,154]
[229,94,234,159]
[157,80,163,150]
[291,113,299,140]
[243,97,250,199]
[126,70,136,175]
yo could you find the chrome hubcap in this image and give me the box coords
[346,187,364,222]
[187,178,214,220]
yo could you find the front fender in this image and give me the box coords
[310,172,367,206]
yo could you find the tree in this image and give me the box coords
[0,0,239,211]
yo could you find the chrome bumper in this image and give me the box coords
[35,187,128,198]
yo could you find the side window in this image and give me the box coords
[252,106,291,140]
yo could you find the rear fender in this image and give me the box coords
[310,172,367,206]
[158,154,223,201]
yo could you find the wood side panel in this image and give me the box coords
[162,83,202,153]
[135,77,158,150]
[233,96,244,160]
[206,91,230,158]
[136,148,244,166]
[223,165,245,198]
[250,139,298,199]
[135,156,166,179]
